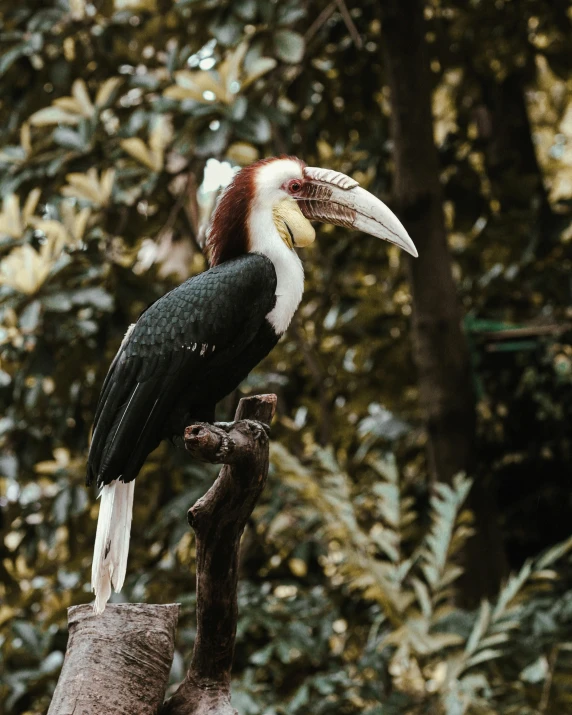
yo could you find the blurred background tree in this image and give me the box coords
[1,0,572,713]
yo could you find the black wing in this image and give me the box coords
[86,254,277,487]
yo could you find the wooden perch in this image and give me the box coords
[48,394,275,715]
[161,393,277,715]
[48,603,179,715]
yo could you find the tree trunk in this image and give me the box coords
[475,69,555,242]
[380,0,507,601]
[48,604,179,715]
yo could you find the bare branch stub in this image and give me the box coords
[161,393,277,715]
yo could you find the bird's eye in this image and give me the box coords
[288,179,303,193]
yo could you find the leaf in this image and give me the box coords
[53,488,72,525]
[477,631,511,650]
[41,293,73,312]
[465,600,491,655]
[277,4,306,24]
[70,286,114,311]
[218,41,248,94]
[121,137,160,171]
[274,30,305,64]
[229,96,248,122]
[19,300,42,332]
[493,560,532,620]
[40,650,64,673]
[520,656,548,684]
[69,0,86,20]
[464,648,504,669]
[0,244,48,293]
[250,643,273,665]
[0,194,22,238]
[95,77,122,106]
[358,404,411,442]
[234,0,257,21]
[33,219,69,253]
[71,78,94,117]
[0,44,26,77]
[0,145,27,165]
[226,141,259,165]
[12,621,40,651]
[22,188,40,224]
[163,84,201,102]
[195,121,231,157]
[100,168,116,203]
[241,57,277,89]
[236,109,271,144]
[210,16,243,46]
[29,106,80,126]
[149,115,173,163]
[53,127,88,152]
[62,168,115,206]
[0,225,68,294]
[411,577,432,619]
[53,96,83,113]
[536,534,572,570]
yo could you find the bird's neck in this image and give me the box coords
[248,206,304,335]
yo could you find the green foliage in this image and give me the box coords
[1,0,572,714]
[258,445,572,715]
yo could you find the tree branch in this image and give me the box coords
[161,394,277,715]
[335,0,363,49]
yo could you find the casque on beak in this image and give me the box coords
[296,167,418,258]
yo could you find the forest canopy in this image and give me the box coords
[1,0,572,713]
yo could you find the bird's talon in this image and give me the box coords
[242,419,270,440]
[217,432,231,457]
[213,421,233,433]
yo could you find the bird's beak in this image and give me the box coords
[296,167,418,258]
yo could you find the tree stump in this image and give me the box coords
[47,603,179,715]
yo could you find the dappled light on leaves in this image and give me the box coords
[1,0,572,713]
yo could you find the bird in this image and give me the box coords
[88,156,417,613]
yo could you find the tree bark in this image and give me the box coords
[161,394,277,715]
[48,603,179,715]
[380,0,507,600]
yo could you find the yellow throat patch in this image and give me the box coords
[272,199,315,249]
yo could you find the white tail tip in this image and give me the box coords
[91,480,135,614]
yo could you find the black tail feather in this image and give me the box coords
[87,376,131,485]
[97,378,161,485]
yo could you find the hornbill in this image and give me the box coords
[88,156,417,612]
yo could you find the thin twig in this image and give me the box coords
[480,323,572,341]
[335,0,363,48]
[305,2,337,44]
[539,645,560,714]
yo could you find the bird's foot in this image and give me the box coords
[187,422,234,461]
[185,419,270,463]
[212,421,233,433]
[213,420,270,438]
[240,419,271,441]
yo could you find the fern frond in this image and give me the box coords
[418,473,473,602]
